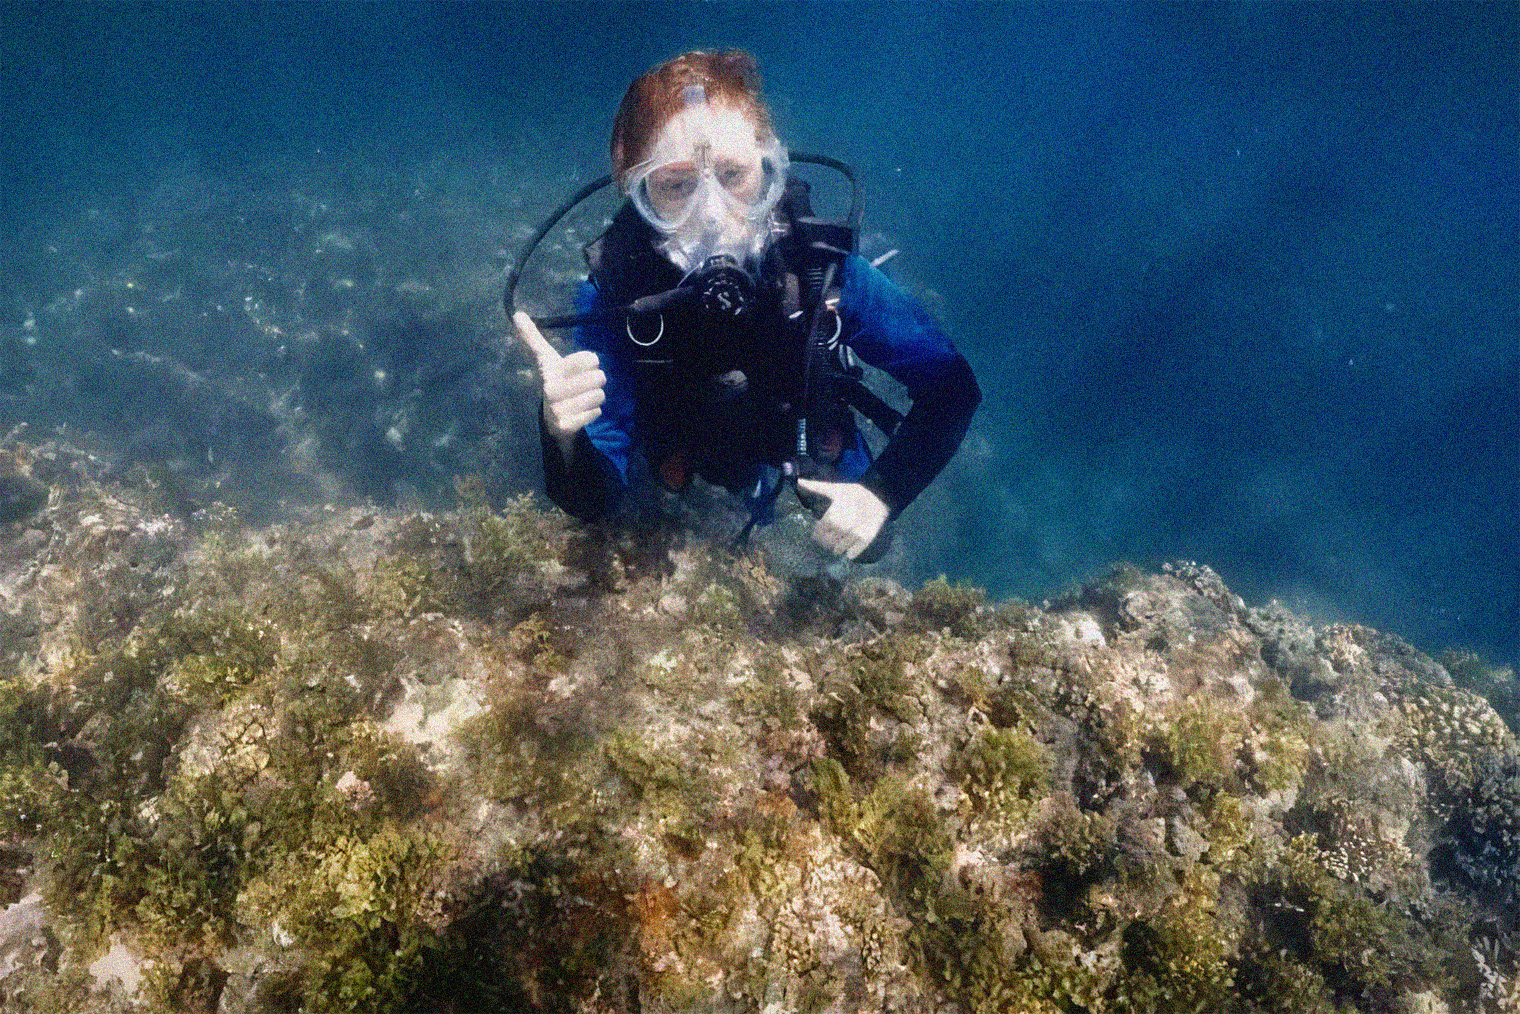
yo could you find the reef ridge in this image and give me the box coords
[0,434,1516,1014]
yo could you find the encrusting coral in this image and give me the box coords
[0,433,1516,1014]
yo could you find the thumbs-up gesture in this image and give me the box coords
[515,311,606,459]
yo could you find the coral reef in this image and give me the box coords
[0,433,1516,1013]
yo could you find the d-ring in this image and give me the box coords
[824,310,843,349]
[628,314,664,347]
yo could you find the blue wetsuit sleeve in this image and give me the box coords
[539,280,636,520]
[837,254,981,517]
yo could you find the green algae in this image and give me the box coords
[604,730,721,815]
[1149,696,1247,795]
[810,632,933,780]
[236,826,458,1013]
[907,575,988,639]
[953,726,1050,818]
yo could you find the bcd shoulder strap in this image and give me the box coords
[583,203,684,306]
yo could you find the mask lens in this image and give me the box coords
[651,164,699,199]
[632,163,696,229]
[629,144,788,232]
[634,163,699,227]
[719,150,784,218]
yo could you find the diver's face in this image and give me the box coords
[631,102,772,229]
[625,96,787,273]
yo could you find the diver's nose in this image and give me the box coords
[693,183,732,229]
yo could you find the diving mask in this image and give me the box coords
[624,86,788,269]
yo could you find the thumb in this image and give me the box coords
[514,310,562,374]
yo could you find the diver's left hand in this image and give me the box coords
[795,479,891,560]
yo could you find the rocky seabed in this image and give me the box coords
[0,435,1517,1014]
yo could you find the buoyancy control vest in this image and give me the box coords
[582,179,872,493]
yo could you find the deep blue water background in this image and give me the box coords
[3,1,1516,664]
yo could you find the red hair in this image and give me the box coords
[610,50,775,186]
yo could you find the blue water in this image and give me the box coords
[2,1,1515,665]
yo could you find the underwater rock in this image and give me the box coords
[843,576,913,631]
[0,438,1515,1013]
[0,892,55,981]
[87,936,146,998]
[1246,599,1333,698]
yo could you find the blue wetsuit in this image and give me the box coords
[541,251,980,525]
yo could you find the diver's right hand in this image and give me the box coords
[515,311,606,457]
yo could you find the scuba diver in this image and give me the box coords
[509,50,980,562]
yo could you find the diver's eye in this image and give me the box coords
[655,176,697,200]
[717,163,750,190]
